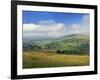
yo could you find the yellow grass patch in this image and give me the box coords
[23,51,89,68]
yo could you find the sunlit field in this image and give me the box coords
[23,51,89,68]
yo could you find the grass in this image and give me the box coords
[23,51,89,69]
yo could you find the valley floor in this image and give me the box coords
[23,51,89,68]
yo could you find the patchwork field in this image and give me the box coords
[23,51,89,68]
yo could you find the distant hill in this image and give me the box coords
[23,34,89,55]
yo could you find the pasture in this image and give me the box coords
[23,51,89,68]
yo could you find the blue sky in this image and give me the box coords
[23,11,87,25]
[22,11,89,38]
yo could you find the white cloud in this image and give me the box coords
[71,24,81,33]
[23,22,65,33]
[23,20,66,38]
[67,15,90,35]
[23,15,90,38]
[82,15,90,26]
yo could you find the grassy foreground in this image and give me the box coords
[23,51,89,68]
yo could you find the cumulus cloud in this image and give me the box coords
[23,20,66,38]
[66,15,90,35]
[23,15,89,38]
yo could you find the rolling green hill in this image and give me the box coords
[23,34,89,55]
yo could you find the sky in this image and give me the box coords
[22,11,90,39]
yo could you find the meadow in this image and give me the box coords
[23,51,89,68]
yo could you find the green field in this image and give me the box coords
[23,51,89,68]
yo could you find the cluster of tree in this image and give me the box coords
[56,43,89,55]
[23,42,43,50]
[56,49,89,55]
[45,42,61,49]
[23,41,61,50]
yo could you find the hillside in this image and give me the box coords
[23,34,89,55]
